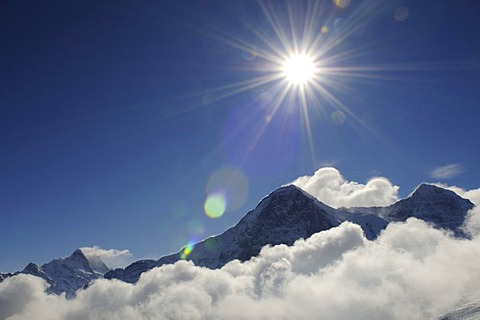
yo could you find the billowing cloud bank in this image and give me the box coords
[2,217,480,320]
[2,170,479,319]
[291,167,399,208]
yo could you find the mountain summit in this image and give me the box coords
[388,183,473,223]
[106,185,339,283]
[349,183,474,236]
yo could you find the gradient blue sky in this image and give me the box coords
[1,0,479,272]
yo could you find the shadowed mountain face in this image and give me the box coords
[105,183,474,284]
[383,184,473,225]
[349,184,474,237]
[106,185,339,283]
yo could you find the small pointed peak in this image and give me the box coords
[70,249,89,261]
[73,248,85,256]
[416,183,440,191]
[24,262,39,270]
[66,249,89,264]
[272,184,303,194]
[407,183,474,208]
[411,183,454,198]
[21,262,42,276]
[259,184,314,205]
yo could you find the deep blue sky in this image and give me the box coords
[1,0,479,272]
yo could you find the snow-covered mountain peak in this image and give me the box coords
[77,249,110,275]
[62,249,92,271]
[245,184,334,223]
[1,249,111,298]
[21,262,43,277]
[363,183,475,237]
[410,183,463,202]
[4,183,475,297]
[241,184,313,223]
[268,184,321,203]
[106,184,339,283]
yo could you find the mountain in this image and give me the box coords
[0,249,109,298]
[348,184,474,237]
[106,185,340,282]
[106,183,473,284]
[3,183,474,296]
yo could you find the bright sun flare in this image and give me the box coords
[282,54,316,86]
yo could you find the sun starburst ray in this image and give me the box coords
[157,0,439,168]
[298,85,316,164]
[259,1,294,55]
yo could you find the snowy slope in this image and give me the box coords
[1,249,110,298]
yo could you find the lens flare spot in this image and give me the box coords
[321,26,329,34]
[394,7,409,22]
[206,167,249,213]
[180,241,196,260]
[333,0,350,9]
[259,90,273,106]
[204,193,227,218]
[242,47,258,61]
[331,110,346,125]
[187,219,205,235]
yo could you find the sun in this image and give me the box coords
[282,53,316,86]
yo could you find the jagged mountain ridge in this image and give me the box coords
[1,249,109,298]
[106,185,342,283]
[105,183,473,284]
[2,183,474,297]
[347,184,474,236]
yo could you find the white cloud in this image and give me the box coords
[432,183,480,237]
[291,167,399,208]
[80,246,132,269]
[430,163,465,180]
[3,219,480,319]
[434,184,480,207]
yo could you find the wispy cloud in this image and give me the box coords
[80,246,132,269]
[430,163,465,180]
